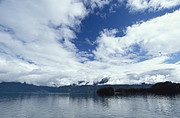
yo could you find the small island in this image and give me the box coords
[97,81,180,96]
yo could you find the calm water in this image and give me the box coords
[0,93,180,118]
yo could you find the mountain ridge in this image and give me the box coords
[0,82,152,94]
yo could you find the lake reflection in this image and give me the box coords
[0,93,180,118]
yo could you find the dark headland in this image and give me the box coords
[97,81,180,96]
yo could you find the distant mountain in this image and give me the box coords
[0,82,59,93]
[0,82,152,94]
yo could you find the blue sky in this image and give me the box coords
[76,1,180,53]
[0,0,180,86]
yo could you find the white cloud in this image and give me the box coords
[124,9,180,56]
[94,9,180,61]
[108,0,180,13]
[126,0,180,12]
[0,0,88,86]
[0,0,117,86]
[93,9,180,84]
[0,0,180,86]
[83,0,112,9]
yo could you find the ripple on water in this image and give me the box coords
[0,93,180,118]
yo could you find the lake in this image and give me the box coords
[0,93,180,118]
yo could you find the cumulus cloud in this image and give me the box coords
[126,0,180,12]
[116,0,180,12]
[0,0,88,86]
[93,9,180,84]
[0,0,180,86]
[94,9,180,61]
[0,0,118,86]
[83,0,112,9]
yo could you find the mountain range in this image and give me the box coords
[0,82,152,94]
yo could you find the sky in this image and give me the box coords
[0,0,180,86]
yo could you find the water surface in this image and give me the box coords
[0,93,180,118]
